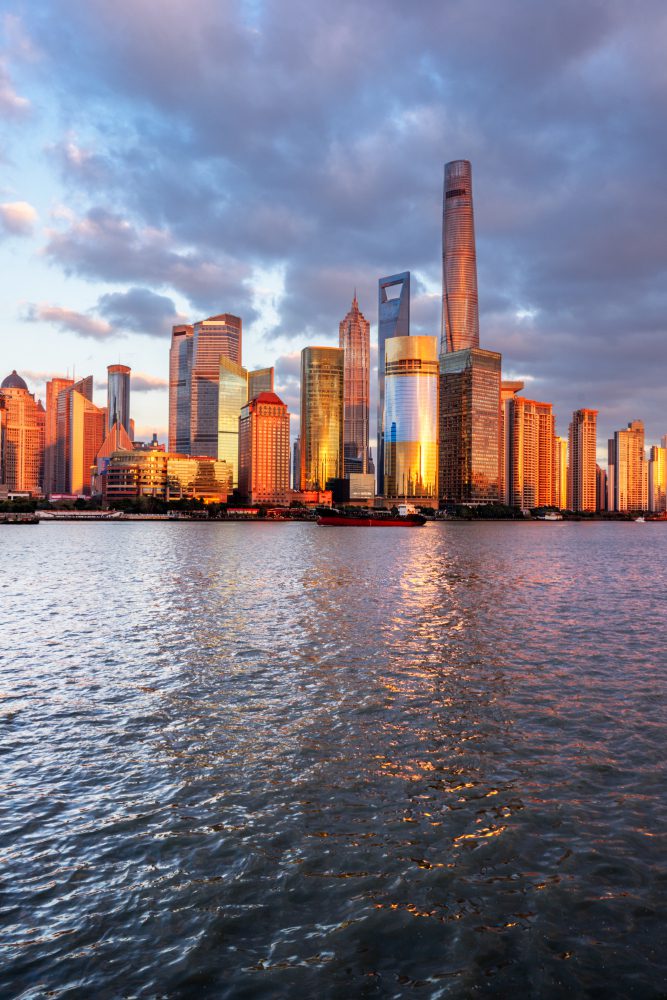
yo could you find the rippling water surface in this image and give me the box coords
[1,521,666,998]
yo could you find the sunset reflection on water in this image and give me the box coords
[1,521,665,998]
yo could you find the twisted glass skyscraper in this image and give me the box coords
[441,160,479,355]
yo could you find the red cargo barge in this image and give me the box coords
[317,504,426,527]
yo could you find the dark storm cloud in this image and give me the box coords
[17,0,667,443]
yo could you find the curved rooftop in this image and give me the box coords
[1,370,28,391]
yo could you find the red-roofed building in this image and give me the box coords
[239,392,290,505]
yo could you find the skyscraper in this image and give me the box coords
[648,444,666,512]
[0,371,45,494]
[106,364,131,436]
[292,436,300,490]
[300,347,344,491]
[441,159,479,356]
[55,376,93,493]
[217,358,248,489]
[190,314,242,457]
[248,367,274,400]
[239,392,290,505]
[384,336,438,501]
[439,349,501,503]
[69,390,106,495]
[339,293,370,476]
[608,420,647,512]
[499,381,524,503]
[377,272,410,493]
[168,324,194,453]
[504,395,556,509]
[568,409,597,513]
[553,436,568,509]
[44,376,73,495]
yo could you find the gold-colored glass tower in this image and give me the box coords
[299,347,344,491]
[384,337,438,500]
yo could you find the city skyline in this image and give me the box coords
[1,4,666,454]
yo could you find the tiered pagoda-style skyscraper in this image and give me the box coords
[339,293,370,476]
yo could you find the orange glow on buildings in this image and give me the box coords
[0,371,45,494]
[238,391,291,505]
[568,408,598,512]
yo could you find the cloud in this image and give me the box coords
[97,286,187,338]
[23,303,113,339]
[0,59,30,118]
[127,372,168,392]
[43,208,259,318]
[0,200,37,235]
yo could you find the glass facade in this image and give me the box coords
[217,358,248,488]
[300,347,344,491]
[190,314,242,457]
[441,160,480,355]
[384,337,438,500]
[248,367,274,400]
[377,272,410,494]
[339,294,370,477]
[439,348,501,503]
[106,364,131,435]
[168,324,193,453]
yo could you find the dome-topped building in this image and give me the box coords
[1,370,28,391]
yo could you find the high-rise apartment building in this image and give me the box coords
[107,364,131,436]
[300,347,344,491]
[239,392,290,505]
[499,381,524,503]
[248,367,274,400]
[504,395,555,509]
[384,336,438,501]
[648,444,666,512]
[377,272,410,494]
[568,409,597,512]
[439,349,501,503]
[608,420,647,512]
[168,324,194,453]
[218,358,248,489]
[596,465,608,512]
[553,436,568,509]
[0,371,45,494]
[441,159,479,356]
[44,376,73,495]
[190,314,242,457]
[339,293,370,476]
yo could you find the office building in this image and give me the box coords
[69,390,106,495]
[648,445,666,512]
[292,436,300,490]
[384,336,438,501]
[439,349,501,503]
[103,449,231,504]
[218,358,248,488]
[190,313,242,457]
[554,436,568,509]
[608,420,647,512]
[0,370,45,494]
[248,367,274,400]
[568,409,597,513]
[169,324,194,453]
[441,159,479,355]
[54,376,93,493]
[377,272,410,493]
[504,395,555,509]
[339,293,370,476]
[107,364,131,436]
[44,376,73,495]
[300,346,344,491]
[238,392,290,505]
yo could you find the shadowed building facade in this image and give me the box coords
[339,293,370,477]
[441,159,479,356]
[107,364,131,436]
[439,349,501,503]
[384,337,438,501]
[248,367,274,400]
[168,324,194,453]
[300,347,344,491]
[377,272,410,494]
[190,314,242,457]
[239,391,290,505]
[568,409,597,513]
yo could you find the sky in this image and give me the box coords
[1,0,666,452]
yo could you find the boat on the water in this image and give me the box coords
[317,503,427,527]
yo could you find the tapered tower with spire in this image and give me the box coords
[339,291,370,476]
